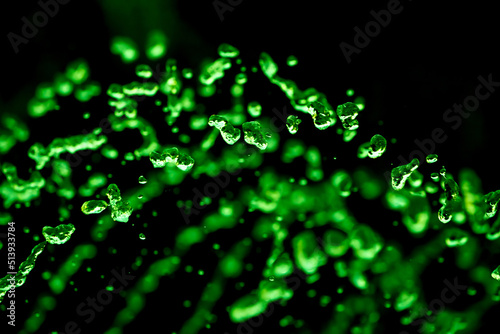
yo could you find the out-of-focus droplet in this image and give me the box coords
[218,43,240,58]
[247,102,262,118]
[286,55,298,67]
[135,64,153,78]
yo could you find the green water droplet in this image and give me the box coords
[106,184,133,223]
[138,175,148,184]
[247,102,262,118]
[286,55,298,67]
[42,223,75,245]
[259,52,278,78]
[492,266,500,281]
[308,101,335,130]
[391,158,420,191]
[367,134,387,158]
[445,228,468,247]
[426,154,438,163]
[182,68,193,79]
[81,200,108,215]
[467,287,477,296]
[218,43,239,58]
[286,115,302,135]
[135,64,153,78]
[235,73,247,85]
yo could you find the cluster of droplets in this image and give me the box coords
[149,147,195,171]
[208,115,241,145]
[27,59,101,118]
[242,121,271,150]
[4,33,500,334]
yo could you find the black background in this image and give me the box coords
[1,0,500,333]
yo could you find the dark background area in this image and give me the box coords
[1,0,500,333]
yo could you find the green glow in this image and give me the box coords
[146,30,167,60]
[218,43,239,58]
[292,231,327,275]
[182,68,193,79]
[286,55,298,67]
[54,72,74,96]
[27,97,58,118]
[247,101,262,117]
[135,64,153,78]
[0,162,46,208]
[111,36,139,63]
[0,242,46,302]
[229,293,268,322]
[349,224,383,260]
[28,132,107,170]
[235,73,247,85]
[199,58,231,85]
[65,58,90,85]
